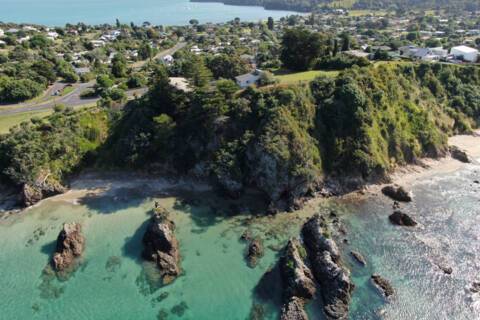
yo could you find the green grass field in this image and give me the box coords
[0,110,53,134]
[275,70,340,84]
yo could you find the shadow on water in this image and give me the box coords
[40,240,57,257]
[77,187,153,214]
[249,262,283,320]
[122,218,150,263]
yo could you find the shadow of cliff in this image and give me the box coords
[77,187,152,214]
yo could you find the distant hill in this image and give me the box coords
[190,0,480,12]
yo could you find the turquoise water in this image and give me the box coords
[0,0,297,26]
[0,164,479,319]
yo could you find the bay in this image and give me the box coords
[0,0,297,26]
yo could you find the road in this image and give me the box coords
[0,82,147,116]
[0,42,186,116]
[132,41,187,70]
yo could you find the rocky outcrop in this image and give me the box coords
[350,251,366,266]
[381,185,412,202]
[301,215,354,320]
[281,297,309,320]
[142,205,181,285]
[22,178,66,207]
[389,211,417,227]
[246,238,264,268]
[371,274,394,298]
[449,146,470,163]
[280,238,316,320]
[52,223,85,274]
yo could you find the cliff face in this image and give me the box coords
[142,206,181,285]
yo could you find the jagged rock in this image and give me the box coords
[449,146,470,163]
[247,238,264,268]
[438,265,453,275]
[301,214,354,320]
[142,206,181,285]
[52,223,85,273]
[350,251,366,266]
[22,181,66,207]
[280,297,309,320]
[371,274,394,297]
[281,239,317,300]
[381,185,412,202]
[389,211,417,227]
[470,282,480,293]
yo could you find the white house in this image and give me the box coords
[0,29,5,37]
[235,69,264,88]
[162,55,174,64]
[450,45,479,62]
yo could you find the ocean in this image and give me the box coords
[0,0,296,26]
[0,163,479,319]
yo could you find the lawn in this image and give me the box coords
[0,110,53,134]
[275,70,340,84]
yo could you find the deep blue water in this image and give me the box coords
[0,0,296,26]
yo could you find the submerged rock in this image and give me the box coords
[142,206,181,285]
[247,238,265,268]
[389,211,417,227]
[52,223,85,274]
[381,185,412,202]
[350,251,367,266]
[371,274,394,298]
[301,215,354,320]
[449,146,470,163]
[470,282,480,293]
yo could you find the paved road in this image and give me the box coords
[133,41,187,70]
[0,82,147,116]
[0,42,186,116]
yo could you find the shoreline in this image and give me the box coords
[341,130,480,200]
[2,131,479,218]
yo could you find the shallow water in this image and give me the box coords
[0,0,296,26]
[0,164,479,319]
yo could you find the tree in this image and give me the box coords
[280,28,325,71]
[267,17,274,30]
[216,79,239,98]
[206,54,249,80]
[340,33,351,51]
[111,53,127,78]
[189,19,199,26]
[95,74,114,93]
[139,42,153,60]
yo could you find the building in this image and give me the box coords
[235,69,264,88]
[0,29,5,37]
[450,45,479,62]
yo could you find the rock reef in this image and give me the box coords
[280,238,316,320]
[300,214,354,320]
[389,211,417,227]
[371,274,394,298]
[246,237,264,268]
[449,145,470,163]
[381,185,412,202]
[52,223,85,274]
[142,205,181,285]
